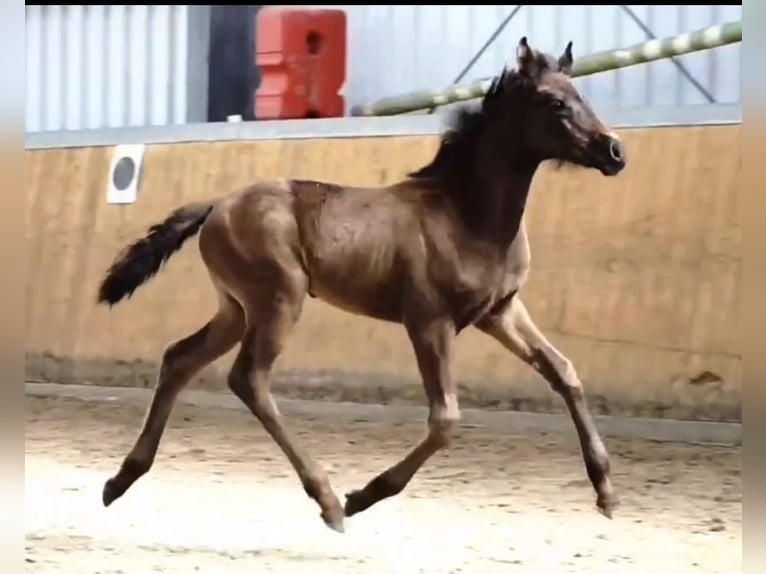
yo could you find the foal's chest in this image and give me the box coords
[443,263,527,332]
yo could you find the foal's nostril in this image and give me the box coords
[608,139,624,163]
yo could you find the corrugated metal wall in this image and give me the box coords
[25,5,741,134]
[331,4,742,110]
[25,5,210,133]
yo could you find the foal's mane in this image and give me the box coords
[407,105,490,183]
[406,69,534,236]
[408,68,526,188]
[408,54,575,211]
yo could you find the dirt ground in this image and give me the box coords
[25,394,741,574]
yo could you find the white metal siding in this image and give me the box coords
[25,5,741,134]
[25,5,210,133]
[328,4,742,110]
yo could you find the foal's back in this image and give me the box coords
[203,178,527,325]
[290,179,442,321]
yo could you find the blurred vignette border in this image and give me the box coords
[741,3,765,574]
[0,0,25,571]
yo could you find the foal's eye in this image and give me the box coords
[549,98,565,111]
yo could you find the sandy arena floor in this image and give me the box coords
[25,394,741,573]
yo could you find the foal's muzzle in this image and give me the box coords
[593,133,627,176]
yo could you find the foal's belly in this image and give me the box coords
[307,263,523,328]
[305,242,406,323]
[309,272,404,323]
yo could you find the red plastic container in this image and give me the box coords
[255,8,347,119]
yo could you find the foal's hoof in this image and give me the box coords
[344,489,368,518]
[596,492,619,519]
[321,507,345,533]
[102,477,125,507]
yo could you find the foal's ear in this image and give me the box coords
[558,41,574,76]
[488,66,507,96]
[516,36,537,77]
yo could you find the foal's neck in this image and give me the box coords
[474,142,539,249]
[410,106,540,248]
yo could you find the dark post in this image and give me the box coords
[207,5,263,122]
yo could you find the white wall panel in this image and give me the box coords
[25,5,210,133]
[325,5,741,110]
[25,5,740,133]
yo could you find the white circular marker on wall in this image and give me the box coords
[107,144,146,205]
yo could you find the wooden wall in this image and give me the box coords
[25,124,741,421]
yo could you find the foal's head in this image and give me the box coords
[484,37,626,176]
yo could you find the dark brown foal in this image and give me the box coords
[97,37,626,532]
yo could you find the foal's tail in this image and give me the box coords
[97,202,214,307]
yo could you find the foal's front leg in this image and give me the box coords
[345,316,459,517]
[475,297,617,517]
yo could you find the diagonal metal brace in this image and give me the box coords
[619,5,716,103]
[427,5,524,114]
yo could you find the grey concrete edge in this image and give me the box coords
[25,382,741,447]
[25,104,742,151]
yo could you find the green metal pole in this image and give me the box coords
[350,20,742,117]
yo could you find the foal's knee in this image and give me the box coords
[159,341,197,384]
[227,368,278,421]
[429,418,458,449]
[227,368,251,403]
[555,359,583,396]
[428,396,460,449]
[536,349,584,399]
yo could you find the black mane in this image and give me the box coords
[407,104,489,182]
[406,67,544,240]
[408,68,526,184]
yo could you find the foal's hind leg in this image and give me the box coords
[227,286,345,532]
[475,296,617,517]
[102,293,244,506]
[345,316,459,518]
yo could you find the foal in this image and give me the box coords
[98,37,626,533]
